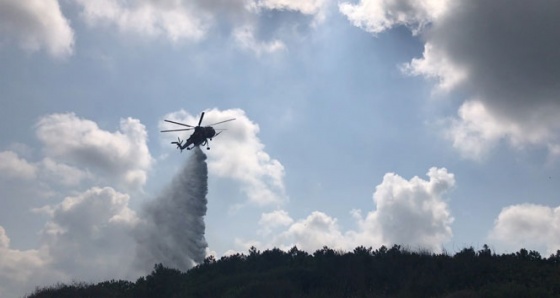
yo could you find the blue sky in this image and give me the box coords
[1,0,560,296]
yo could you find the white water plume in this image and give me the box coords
[135,147,208,271]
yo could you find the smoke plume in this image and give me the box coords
[135,147,208,271]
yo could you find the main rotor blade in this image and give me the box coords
[160,128,193,132]
[164,119,194,127]
[208,118,236,126]
[198,112,205,126]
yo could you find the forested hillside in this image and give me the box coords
[27,245,560,297]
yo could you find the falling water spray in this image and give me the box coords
[135,147,208,271]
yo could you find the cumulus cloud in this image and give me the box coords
[339,0,448,34]
[242,167,454,253]
[490,204,560,255]
[0,0,74,57]
[444,101,509,160]
[36,113,153,190]
[73,0,326,52]
[0,226,53,298]
[233,25,286,55]
[0,0,326,56]
[0,187,138,298]
[0,227,9,248]
[342,0,560,159]
[0,150,90,186]
[40,158,92,186]
[365,167,455,250]
[0,147,211,296]
[258,209,294,236]
[75,0,207,42]
[0,111,241,296]
[0,150,37,180]
[273,211,348,251]
[234,211,347,253]
[160,108,286,206]
[40,187,139,280]
[400,42,466,92]
[444,100,560,160]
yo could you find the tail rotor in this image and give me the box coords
[171,137,183,152]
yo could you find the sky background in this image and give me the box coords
[1,0,560,296]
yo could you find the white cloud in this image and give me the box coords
[339,0,448,34]
[74,0,327,53]
[75,0,207,42]
[274,211,348,251]
[40,158,91,186]
[549,144,560,160]
[0,227,8,249]
[444,101,507,160]
[0,115,157,297]
[40,187,139,280]
[365,167,455,251]
[0,151,37,180]
[0,0,74,57]
[0,187,139,297]
[490,204,560,255]
[36,113,153,190]
[0,226,58,298]
[258,209,294,236]
[401,42,466,92]
[259,209,293,227]
[243,167,455,253]
[233,25,286,55]
[236,211,352,253]
[445,101,560,160]
[160,108,286,206]
[0,164,211,296]
[0,150,90,187]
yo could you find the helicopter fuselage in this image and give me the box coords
[186,126,216,148]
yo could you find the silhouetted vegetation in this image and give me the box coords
[27,245,560,297]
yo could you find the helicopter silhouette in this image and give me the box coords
[160,112,236,152]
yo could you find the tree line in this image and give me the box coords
[27,245,560,297]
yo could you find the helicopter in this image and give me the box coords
[160,112,236,152]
